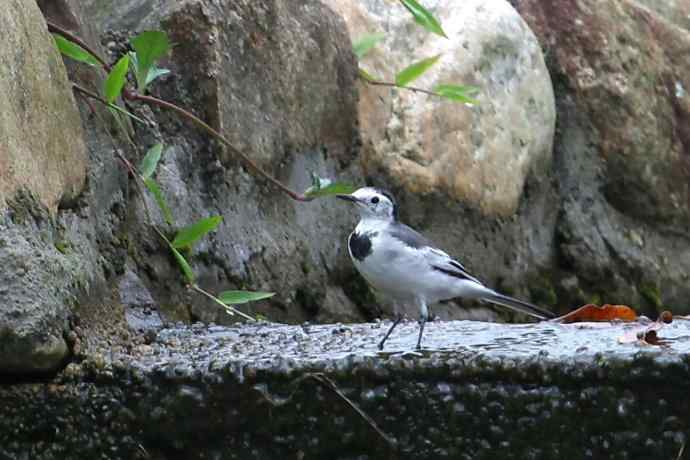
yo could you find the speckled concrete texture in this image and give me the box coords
[1,318,689,459]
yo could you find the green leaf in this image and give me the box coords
[395,54,441,87]
[433,84,480,104]
[304,175,357,198]
[172,216,223,249]
[145,66,171,86]
[358,68,381,82]
[140,143,163,179]
[353,33,385,59]
[131,31,170,92]
[144,178,174,226]
[169,245,195,284]
[52,34,100,66]
[399,0,447,38]
[132,31,170,68]
[104,54,130,103]
[218,290,275,305]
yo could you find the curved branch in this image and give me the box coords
[129,93,310,202]
[73,83,310,202]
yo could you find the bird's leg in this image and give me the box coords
[416,300,429,350]
[416,317,426,350]
[378,313,403,350]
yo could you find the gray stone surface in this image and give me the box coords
[1,318,689,458]
[0,204,72,374]
[71,0,365,325]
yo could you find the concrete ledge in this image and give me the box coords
[1,319,689,459]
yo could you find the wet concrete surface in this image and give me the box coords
[2,318,690,459]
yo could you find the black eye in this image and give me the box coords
[371,197,379,204]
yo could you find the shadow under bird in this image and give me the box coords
[337,187,555,350]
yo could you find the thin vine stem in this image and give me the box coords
[74,85,259,322]
[129,93,310,202]
[192,284,256,321]
[47,21,111,71]
[362,77,439,97]
[51,20,310,203]
[72,82,108,104]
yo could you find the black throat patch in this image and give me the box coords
[349,231,376,261]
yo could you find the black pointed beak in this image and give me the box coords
[336,194,360,204]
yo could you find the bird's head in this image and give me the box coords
[337,187,399,221]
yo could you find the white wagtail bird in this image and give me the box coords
[337,187,555,350]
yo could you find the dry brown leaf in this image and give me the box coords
[553,304,638,324]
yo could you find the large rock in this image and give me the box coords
[0,207,74,374]
[0,0,90,374]
[0,0,87,212]
[160,0,356,170]
[513,0,690,312]
[635,0,690,30]
[516,0,689,225]
[326,0,556,217]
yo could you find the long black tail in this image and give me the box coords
[481,292,555,320]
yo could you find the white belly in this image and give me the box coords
[352,233,480,305]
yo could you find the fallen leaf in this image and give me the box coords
[643,329,663,346]
[618,311,672,346]
[553,304,638,323]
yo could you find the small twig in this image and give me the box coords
[46,21,111,71]
[73,84,144,149]
[308,373,398,449]
[114,148,137,176]
[363,78,439,97]
[72,84,114,109]
[254,373,398,449]
[128,93,311,202]
[114,148,157,224]
[677,442,686,460]
[137,443,150,459]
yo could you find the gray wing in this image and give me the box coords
[388,222,435,249]
[426,248,483,284]
[389,222,483,285]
